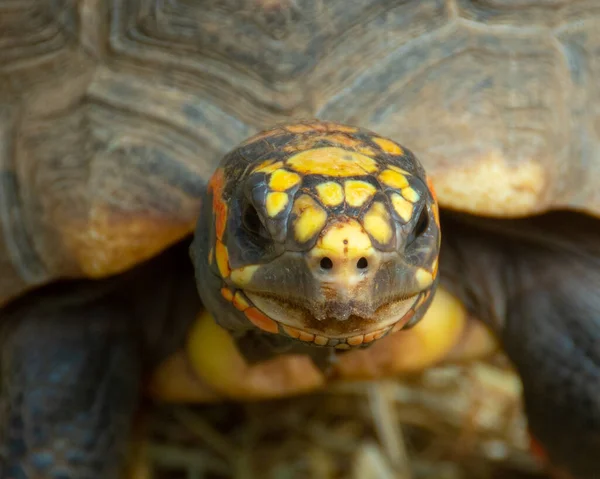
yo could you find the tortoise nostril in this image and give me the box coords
[320,257,333,270]
[356,257,368,269]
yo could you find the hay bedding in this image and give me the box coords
[138,356,549,479]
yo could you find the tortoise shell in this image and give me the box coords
[2,0,599,306]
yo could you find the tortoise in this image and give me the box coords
[0,0,599,478]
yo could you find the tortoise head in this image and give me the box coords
[192,121,440,350]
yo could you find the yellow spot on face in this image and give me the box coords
[312,219,373,259]
[286,123,319,133]
[432,202,440,229]
[215,241,230,278]
[344,180,376,207]
[431,258,439,277]
[316,181,344,206]
[416,268,433,289]
[269,169,301,191]
[287,147,378,177]
[330,123,358,133]
[402,186,420,203]
[292,194,328,243]
[379,169,409,189]
[230,264,260,286]
[252,159,274,172]
[391,193,414,222]
[221,287,234,302]
[373,137,404,155]
[233,291,250,311]
[266,192,289,217]
[245,307,279,334]
[363,202,393,244]
[389,164,412,176]
[254,160,284,174]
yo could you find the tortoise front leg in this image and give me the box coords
[0,286,142,478]
[440,211,600,479]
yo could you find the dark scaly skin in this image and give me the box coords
[440,211,600,478]
[0,243,200,478]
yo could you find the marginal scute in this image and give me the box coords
[287,147,378,177]
[344,180,376,207]
[363,202,393,244]
[316,181,345,206]
[430,153,546,215]
[292,194,328,243]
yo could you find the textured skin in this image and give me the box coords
[0,242,200,478]
[2,0,600,304]
[440,211,600,478]
[0,296,140,478]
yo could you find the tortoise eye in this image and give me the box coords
[243,204,269,239]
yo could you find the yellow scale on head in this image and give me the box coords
[292,195,328,243]
[344,180,376,207]
[316,182,344,206]
[266,193,288,217]
[372,137,404,156]
[391,193,413,222]
[363,201,393,245]
[379,169,409,189]
[264,169,302,217]
[287,147,379,177]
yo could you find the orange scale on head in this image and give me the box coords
[245,307,279,334]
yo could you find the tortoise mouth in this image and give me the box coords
[244,291,424,349]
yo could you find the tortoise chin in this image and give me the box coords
[243,290,424,349]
